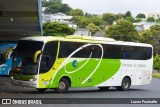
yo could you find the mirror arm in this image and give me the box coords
[33,50,42,63]
[5,48,13,60]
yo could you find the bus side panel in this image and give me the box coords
[119,59,153,86]
[49,58,121,88]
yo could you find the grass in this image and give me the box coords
[152,72,160,78]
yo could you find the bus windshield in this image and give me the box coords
[12,40,44,75]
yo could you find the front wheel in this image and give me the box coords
[55,78,70,93]
[116,77,131,91]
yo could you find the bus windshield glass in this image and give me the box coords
[12,40,44,75]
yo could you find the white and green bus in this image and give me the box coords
[11,36,153,93]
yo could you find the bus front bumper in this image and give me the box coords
[11,79,38,88]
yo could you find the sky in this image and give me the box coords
[62,0,160,17]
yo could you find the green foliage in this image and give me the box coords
[152,73,160,78]
[135,18,142,23]
[139,25,160,54]
[156,18,160,23]
[71,17,90,28]
[139,30,153,44]
[43,22,75,36]
[90,16,103,26]
[146,17,155,22]
[70,9,84,16]
[105,20,138,42]
[102,13,116,25]
[136,13,146,18]
[125,16,136,23]
[84,12,93,18]
[125,11,132,17]
[43,1,72,14]
[150,25,160,54]
[153,54,160,73]
[86,23,100,35]
[150,25,160,35]
[115,13,125,20]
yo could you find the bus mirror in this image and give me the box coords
[33,50,42,63]
[5,48,13,60]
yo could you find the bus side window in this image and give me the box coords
[40,41,58,74]
[40,55,50,69]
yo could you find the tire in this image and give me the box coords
[98,87,110,91]
[9,71,13,77]
[116,77,131,91]
[36,88,47,92]
[55,78,70,93]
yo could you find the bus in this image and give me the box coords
[0,43,16,76]
[10,36,153,93]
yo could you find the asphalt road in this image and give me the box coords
[0,77,160,107]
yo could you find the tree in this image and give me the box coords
[150,25,160,54]
[135,18,142,23]
[139,30,153,44]
[44,1,72,14]
[84,12,93,18]
[90,16,103,26]
[102,13,116,25]
[125,11,132,18]
[125,16,135,23]
[105,20,138,42]
[86,23,100,35]
[150,25,160,35]
[79,17,92,28]
[71,16,92,28]
[153,54,160,73]
[116,13,125,20]
[156,17,160,23]
[70,9,84,16]
[43,22,75,36]
[146,17,155,22]
[136,13,146,18]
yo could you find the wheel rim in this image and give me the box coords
[123,80,129,89]
[59,82,66,90]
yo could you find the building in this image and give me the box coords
[43,12,77,29]
[148,12,160,19]
[74,28,91,36]
[93,31,105,37]
[133,22,156,32]
[133,23,144,32]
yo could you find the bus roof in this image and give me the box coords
[20,36,153,47]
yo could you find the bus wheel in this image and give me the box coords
[117,77,131,91]
[98,87,110,91]
[36,88,47,92]
[55,78,69,93]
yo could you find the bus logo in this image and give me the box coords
[2,99,11,104]
[72,60,78,68]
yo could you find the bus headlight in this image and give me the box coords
[11,76,14,79]
[29,78,37,81]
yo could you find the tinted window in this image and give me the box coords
[58,42,152,60]
[16,40,43,51]
[103,44,121,59]
[58,42,102,58]
[103,44,152,60]
[121,46,152,60]
[40,41,58,73]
